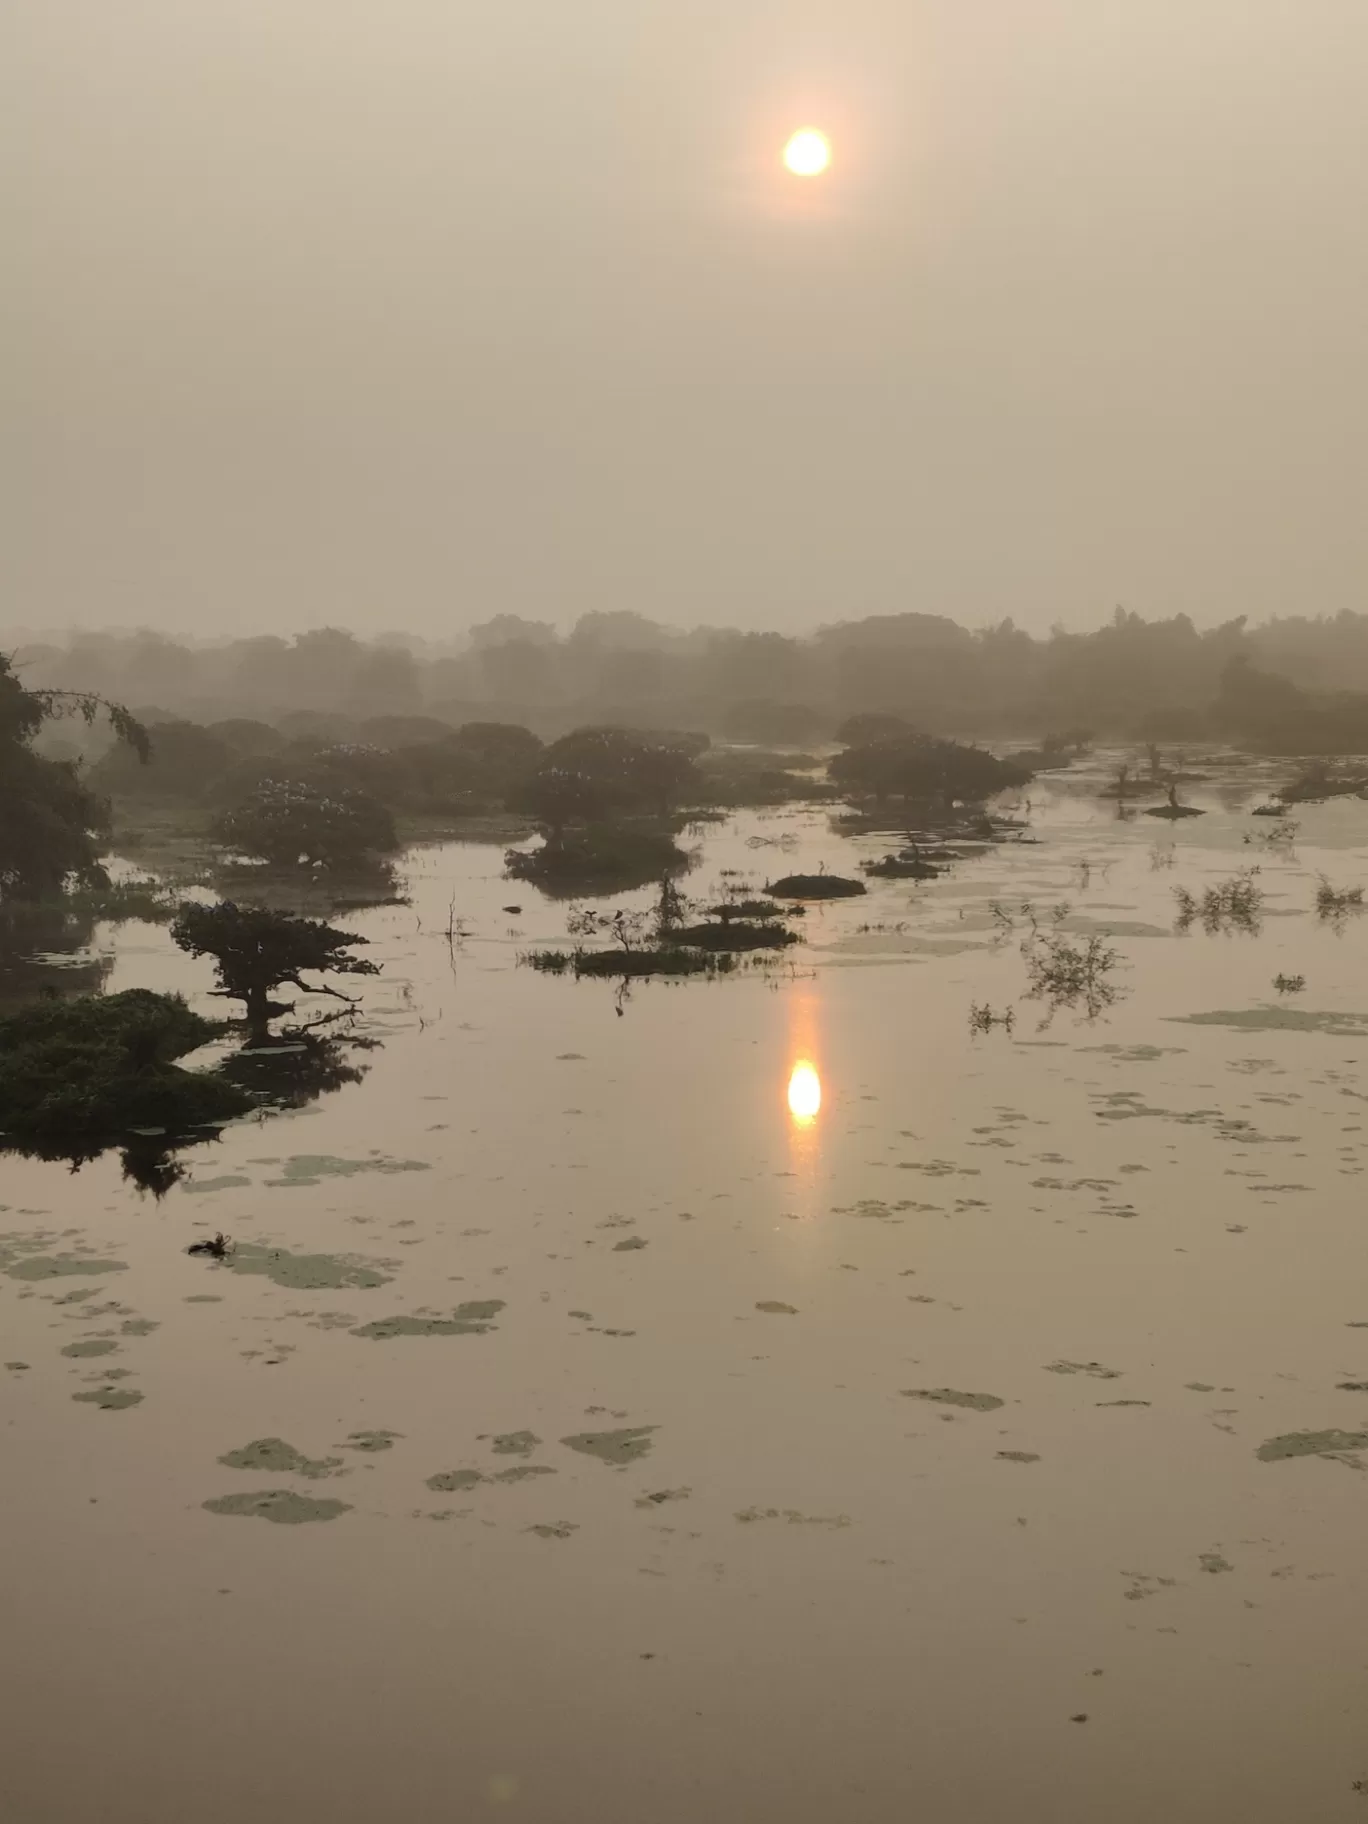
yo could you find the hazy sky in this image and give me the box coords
[9,2,1368,638]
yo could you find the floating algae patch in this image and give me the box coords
[561,1426,657,1467]
[997,1451,1041,1464]
[426,1469,485,1493]
[121,1318,158,1337]
[612,1237,648,1252]
[636,1487,691,1507]
[1199,1552,1234,1574]
[265,1153,432,1188]
[5,1256,127,1283]
[490,1431,541,1457]
[1256,1429,1368,1463]
[1169,1009,1368,1038]
[342,1430,402,1453]
[204,1490,350,1524]
[1046,1360,1122,1380]
[528,1522,578,1539]
[61,1339,119,1359]
[902,1388,1004,1412]
[72,1386,143,1411]
[756,1301,799,1315]
[228,1243,391,1293]
[493,1466,557,1485]
[218,1438,345,1480]
[735,1507,852,1528]
[353,1300,504,1341]
[181,1176,252,1195]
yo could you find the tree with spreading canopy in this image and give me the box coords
[171,901,380,1040]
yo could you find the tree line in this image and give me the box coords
[13,606,1368,753]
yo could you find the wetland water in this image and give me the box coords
[4,756,1368,1822]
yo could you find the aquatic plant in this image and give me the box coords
[1174,870,1264,936]
[1315,878,1365,927]
[1272,974,1306,994]
[968,1002,1016,1035]
[1021,928,1122,1023]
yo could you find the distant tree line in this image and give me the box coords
[13,606,1368,755]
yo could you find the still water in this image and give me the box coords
[3,758,1368,1822]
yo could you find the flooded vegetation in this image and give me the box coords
[12,623,1368,1822]
[6,719,1368,1820]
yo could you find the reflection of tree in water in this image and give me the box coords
[0,898,113,1012]
[206,859,406,919]
[220,1023,375,1108]
[4,1019,379,1199]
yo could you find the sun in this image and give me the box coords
[782,129,831,178]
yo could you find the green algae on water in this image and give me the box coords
[227,1242,391,1293]
[265,1153,432,1188]
[72,1386,143,1411]
[1169,1009,1368,1037]
[426,1469,485,1493]
[61,1339,119,1359]
[352,1300,504,1341]
[342,1430,402,1452]
[1256,1428,1368,1462]
[203,1490,350,1524]
[6,1256,127,1283]
[181,1176,252,1195]
[561,1426,657,1467]
[901,1388,1004,1412]
[527,1522,578,1539]
[755,1301,799,1315]
[490,1431,541,1457]
[218,1438,345,1480]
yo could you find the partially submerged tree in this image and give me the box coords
[0,653,149,899]
[213,779,397,870]
[511,726,702,836]
[171,901,380,1039]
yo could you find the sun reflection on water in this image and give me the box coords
[787,1060,822,1124]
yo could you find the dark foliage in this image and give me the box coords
[506,823,693,895]
[829,734,1031,809]
[0,989,248,1162]
[171,901,379,1037]
[765,873,867,900]
[213,779,397,869]
[0,653,148,899]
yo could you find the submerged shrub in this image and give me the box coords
[1174,870,1264,936]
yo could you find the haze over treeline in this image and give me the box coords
[11,607,1368,754]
